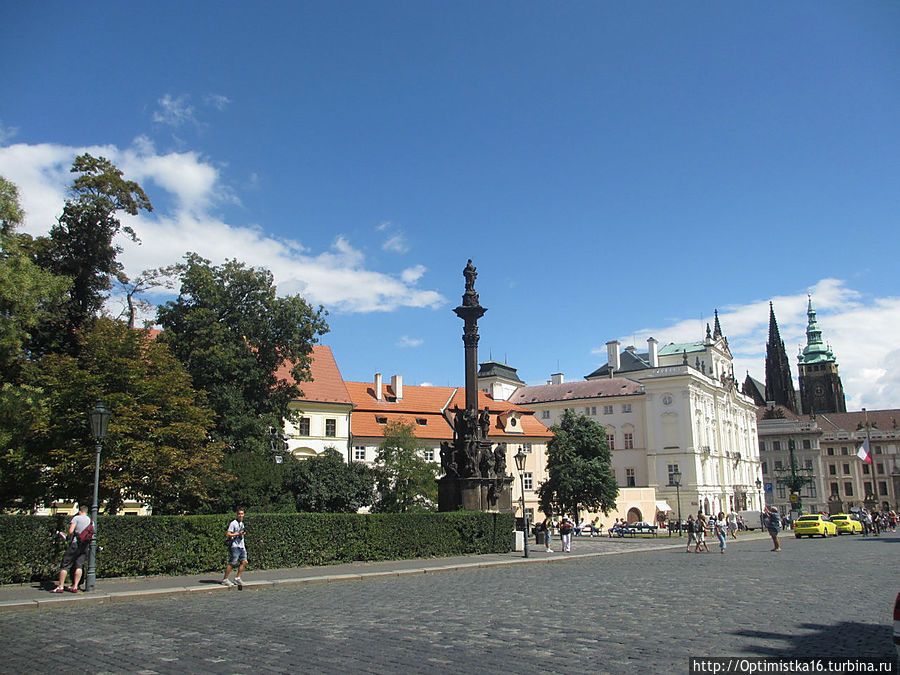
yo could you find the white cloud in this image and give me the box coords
[401,265,426,284]
[204,94,231,111]
[377,221,410,254]
[152,94,197,127]
[0,139,446,316]
[397,336,424,348]
[596,280,900,411]
[0,120,18,145]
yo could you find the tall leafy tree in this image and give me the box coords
[287,447,374,513]
[3,318,224,513]
[157,253,328,454]
[371,420,438,513]
[0,177,69,380]
[34,154,152,355]
[538,409,618,523]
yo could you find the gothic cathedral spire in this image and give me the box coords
[764,302,798,413]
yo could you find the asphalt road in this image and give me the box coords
[2,530,896,674]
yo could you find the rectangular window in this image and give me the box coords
[761,461,768,474]
[830,482,839,495]
[802,439,811,450]
[826,447,834,455]
[842,463,850,475]
[874,445,883,454]
[773,441,781,452]
[878,481,888,495]
[325,419,336,437]
[624,432,634,449]
[876,463,884,474]
[423,449,434,462]
[804,459,813,470]
[844,482,853,497]
[607,433,615,450]
[541,410,550,419]
[603,405,613,415]
[353,446,366,461]
[625,468,636,487]
[759,440,766,452]
[667,464,680,486]
[864,481,873,496]
[585,407,591,416]
[622,404,632,413]
[522,443,533,453]
[298,418,310,436]
[806,482,817,498]
[523,472,533,491]
[840,446,848,455]
[774,460,783,470]
[863,464,870,475]
[829,464,837,475]
[776,484,786,498]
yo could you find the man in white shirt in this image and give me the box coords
[222,508,247,589]
[52,504,92,593]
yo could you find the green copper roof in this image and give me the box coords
[658,341,706,356]
[798,296,836,364]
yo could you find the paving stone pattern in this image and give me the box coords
[1,532,896,674]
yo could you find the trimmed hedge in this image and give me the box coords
[0,511,514,584]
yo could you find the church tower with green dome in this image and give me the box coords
[797,295,846,414]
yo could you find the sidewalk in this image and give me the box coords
[0,531,769,612]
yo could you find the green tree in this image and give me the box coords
[208,452,298,513]
[0,177,69,380]
[2,318,224,513]
[34,154,152,355]
[157,253,328,454]
[287,447,374,513]
[538,409,618,523]
[371,420,438,513]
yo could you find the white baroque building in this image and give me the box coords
[499,316,764,522]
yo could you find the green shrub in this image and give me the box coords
[0,511,514,584]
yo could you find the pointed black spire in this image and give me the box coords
[764,302,798,413]
[713,309,722,339]
[705,323,712,340]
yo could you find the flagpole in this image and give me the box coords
[862,407,875,512]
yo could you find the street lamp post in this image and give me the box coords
[755,479,762,510]
[773,438,814,516]
[673,468,683,537]
[514,448,530,558]
[87,399,110,592]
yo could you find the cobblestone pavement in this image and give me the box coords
[2,531,896,674]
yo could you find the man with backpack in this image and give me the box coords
[52,504,93,593]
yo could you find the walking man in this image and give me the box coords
[222,508,247,589]
[763,506,781,551]
[52,504,92,593]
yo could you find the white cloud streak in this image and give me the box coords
[0,139,446,315]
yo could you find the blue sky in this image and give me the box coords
[3,2,899,409]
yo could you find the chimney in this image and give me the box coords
[391,374,403,401]
[606,340,621,374]
[550,373,565,385]
[374,373,383,401]
[648,337,659,367]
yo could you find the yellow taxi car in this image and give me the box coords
[793,514,837,538]
[829,513,863,535]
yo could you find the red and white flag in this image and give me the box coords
[856,437,873,464]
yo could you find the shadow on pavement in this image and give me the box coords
[733,620,894,659]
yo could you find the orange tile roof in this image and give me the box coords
[277,345,353,405]
[345,381,458,413]
[351,412,454,440]
[345,380,552,441]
